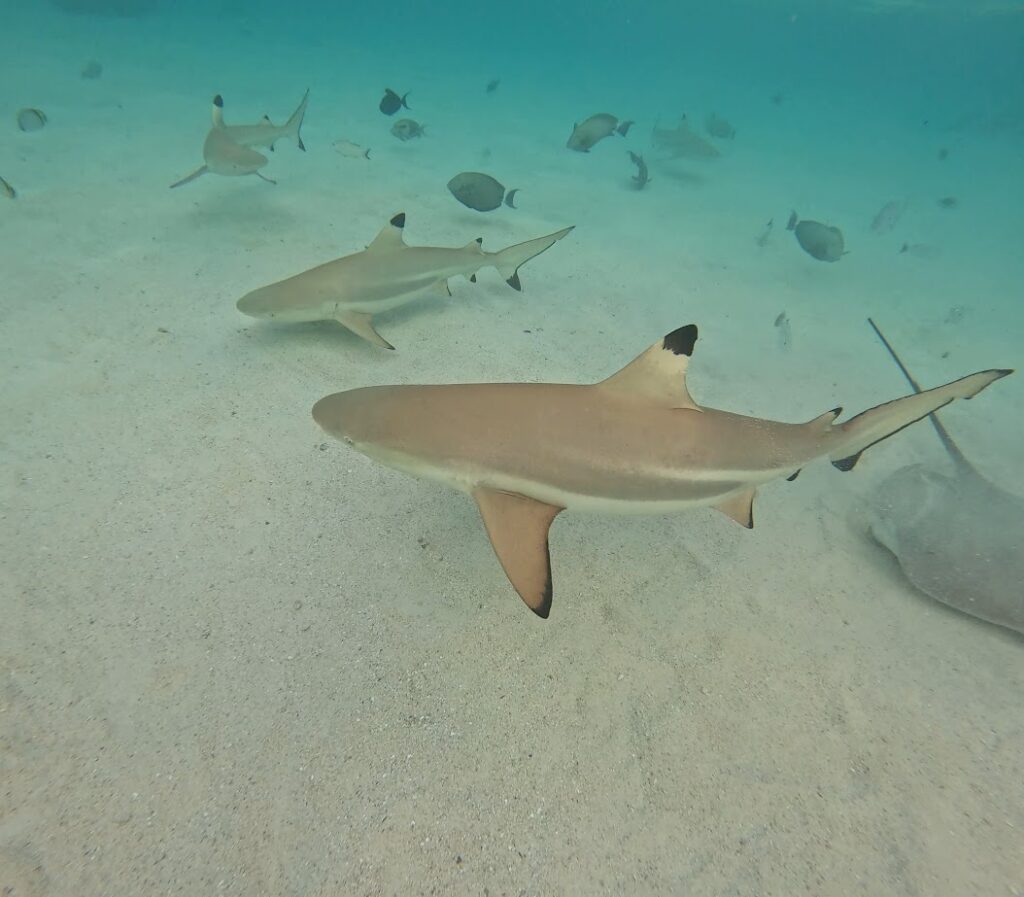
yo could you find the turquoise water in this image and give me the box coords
[2,1,1022,895]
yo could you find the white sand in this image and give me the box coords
[2,4,1023,895]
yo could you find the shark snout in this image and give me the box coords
[312,392,357,445]
[236,288,274,319]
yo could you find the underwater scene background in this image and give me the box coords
[2,0,1022,894]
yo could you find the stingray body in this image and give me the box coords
[867,320,1023,634]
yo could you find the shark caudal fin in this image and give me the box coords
[828,368,1012,471]
[491,226,574,291]
[285,89,310,150]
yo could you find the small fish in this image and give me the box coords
[486,78,500,94]
[770,92,784,106]
[0,175,16,199]
[870,198,908,234]
[333,139,371,159]
[704,112,736,140]
[447,172,518,211]
[938,196,958,209]
[81,60,103,80]
[379,88,410,116]
[899,242,939,259]
[774,311,791,350]
[756,218,774,247]
[16,108,47,132]
[787,211,845,262]
[391,118,426,141]
[566,114,633,152]
[937,147,949,161]
[627,151,650,189]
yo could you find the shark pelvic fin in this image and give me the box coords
[714,488,756,528]
[473,488,563,618]
[598,324,700,410]
[366,213,407,253]
[334,310,394,350]
[431,279,451,297]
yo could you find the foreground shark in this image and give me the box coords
[313,324,1011,618]
[237,214,574,349]
[170,90,309,188]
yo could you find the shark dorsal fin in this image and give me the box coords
[598,324,700,410]
[211,94,226,128]
[366,213,407,253]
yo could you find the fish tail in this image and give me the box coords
[491,226,574,290]
[617,120,634,137]
[504,188,519,209]
[786,210,798,230]
[826,369,1012,472]
[402,92,411,109]
[286,88,310,151]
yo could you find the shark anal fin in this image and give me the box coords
[335,310,394,350]
[367,213,407,253]
[598,324,700,409]
[473,488,563,618]
[714,488,755,528]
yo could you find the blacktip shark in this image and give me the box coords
[312,324,1011,618]
[170,90,309,189]
[236,213,574,349]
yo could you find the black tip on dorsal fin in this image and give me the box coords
[475,236,483,244]
[662,324,698,357]
[469,274,477,283]
[830,406,843,418]
[390,212,406,228]
[213,95,224,108]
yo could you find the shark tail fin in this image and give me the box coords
[287,88,310,151]
[828,369,1012,472]
[491,226,574,291]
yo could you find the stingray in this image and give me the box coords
[866,319,1023,635]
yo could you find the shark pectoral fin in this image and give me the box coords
[334,310,395,350]
[473,488,563,618]
[714,488,756,528]
[169,165,208,188]
[430,279,451,297]
[366,213,407,253]
[598,324,701,409]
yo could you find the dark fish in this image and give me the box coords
[391,118,425,141]
[16,108,47,132]
[486,78,500,94]
[447,171,518,212]
[756,218,774,247]
[938,196,958,208]
[627,151,649,189]
[937,147,949,161]
[786,211,845,262]
[81,60,103,79]
[770,92,784,106]
[566,113,633,152]
[704,112,736,140]
[0,175,16,199]
[379,88,410,116]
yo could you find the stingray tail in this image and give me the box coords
[828,369,1012,472]
[286,88,310,151]
[491,225,574,291]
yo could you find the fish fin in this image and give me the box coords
[786,469,801,482]
[334,310,395,350]
[254,171,277,185]
[714,488,756,528]
[473,488,563,618]
[402,92,410,109]
[504,188,519,209]
[262,114,272,123]
[492,225,574,289]
[829,369,1011,472]
[617,120,634,136]
[431,279,451,297]
[469,273,477,283]
[598,325,700,410]
[786,211,798,230]
[286,88,310,151]
[463,238,485,254]
[169,165,208,188]
[211,94,225,127]
[366,213,407,253]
